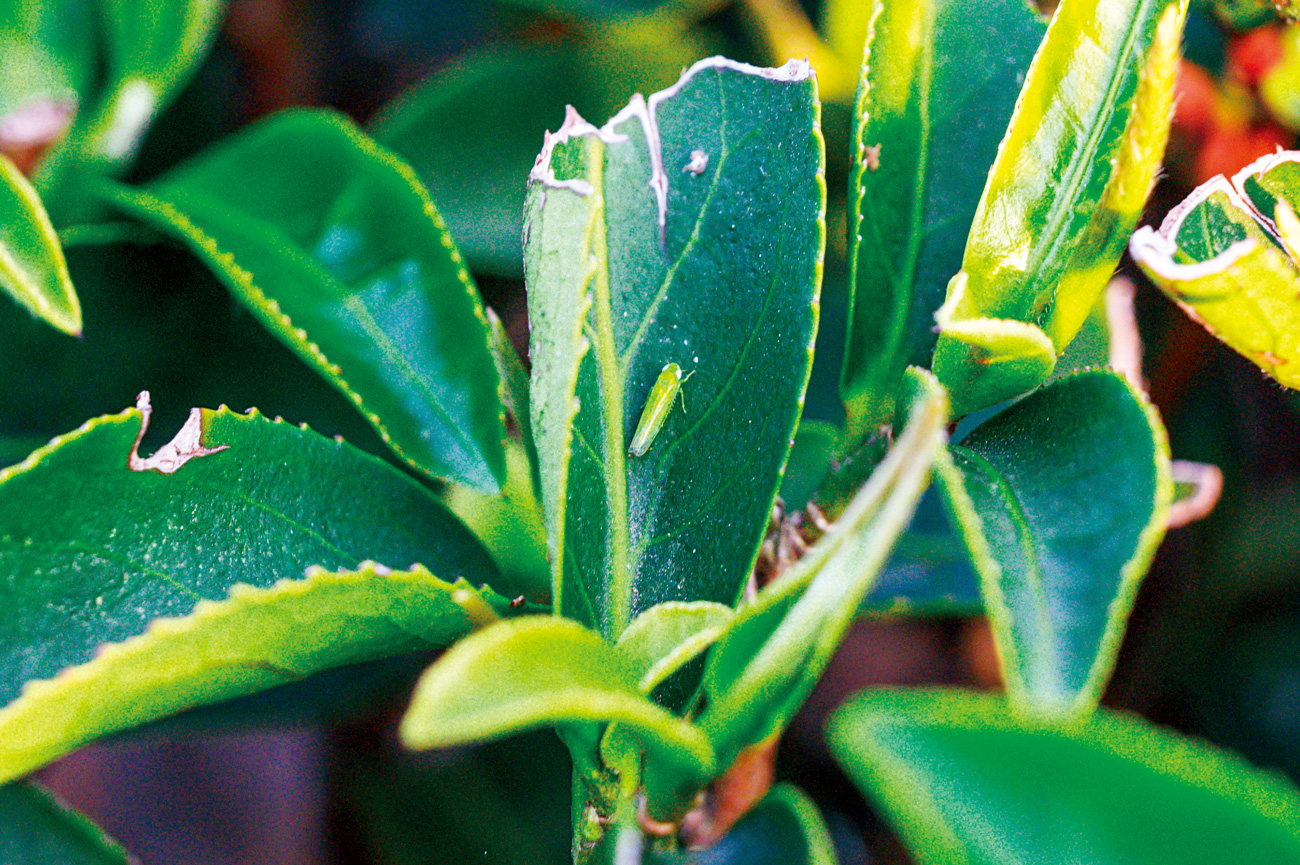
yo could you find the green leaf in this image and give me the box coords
[372,36,715,278]
[97,109,507,492]
[699,368,948,766]
[840,0,1045,438]
[485,305,543,500]
[47,0,224,174]
[932,0,1187,416]
[496,0,726,22]
[614,601,733,694]
[862,486,982,616]
[677,784,839,865]
[525,57,824,640]
[0,783,132,864]
[939,370,1172,715]
[443,436,551,601]
[0,152,80,334]
[486,307,536,465]
[399,615,716,792]
[828,688,1300,865]
[0,397,501,782]
[1131,151,1300,387]
[0,0,96,121]
[779,419,838,513]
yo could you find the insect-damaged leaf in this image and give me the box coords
[97,109,507,493]
[525,57,824,641]
[1131,150,1300,387]
[931,0,1186,417]
[840,0,1045,440]
[0,399,503,782]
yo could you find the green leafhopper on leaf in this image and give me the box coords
[629,363,693,457]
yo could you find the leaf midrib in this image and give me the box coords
[162,184,484,467]
[1021,0,1155,312]
[582,134,634,640]
[618,73,732,373]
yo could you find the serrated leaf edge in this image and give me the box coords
[828,687,1300,837]
[0,560,501,784]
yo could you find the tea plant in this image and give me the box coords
[1,0,1300,862]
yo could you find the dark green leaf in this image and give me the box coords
[699,369,948,766]
[496,0,725,22]
[862,485,982,616]
[525,57,824,640]
[840,0,1045,438]
[0,397,501,781]
[371,35,721,278]
[940,370,1172,715]
[933,0,1186,416]
[677,784,838,865]
[828,688,1300,864]
[779,420,838,512]
[0,153,79,334]
[0,783,132,864]
[97,109,507,492]
[486,307,535,461]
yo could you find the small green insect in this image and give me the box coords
[629,362,694,456]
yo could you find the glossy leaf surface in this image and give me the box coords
[100,109,507,492]
[840,0,1045,438]
[525,57,824,640]
[0,153,80,334]
[1131,151,1300,387]
[932,0,1186,416]
[372,37,712,277]
[941,371,1171,715]
[700,369,948,766]
[0,400,500,781]
[0,783,131,864]
[829,688,1300,864]
[399,616,716,791]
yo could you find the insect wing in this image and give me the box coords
[629,363,683,456]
